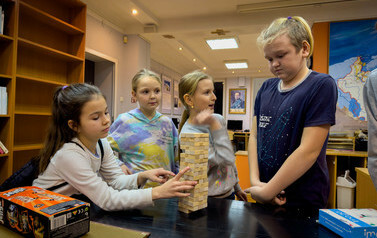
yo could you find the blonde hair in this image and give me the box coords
[132,69,161,92]
[257,16,314,58]
[178,70,213,133]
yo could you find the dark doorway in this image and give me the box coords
[85,54,115,122]
[214,82,223,115]
[85,59,95,84]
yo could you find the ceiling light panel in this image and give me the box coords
[206,38,238,50]
[224,61,248,69]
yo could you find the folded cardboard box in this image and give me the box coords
[319,208,377,238]
[0,186,90,237]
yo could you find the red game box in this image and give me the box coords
[0,186,90,237]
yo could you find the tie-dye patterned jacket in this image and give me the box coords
[107,108,179,187]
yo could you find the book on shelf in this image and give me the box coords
[0,141,8,154]
[0,146,4,154]
[0,86,7,115]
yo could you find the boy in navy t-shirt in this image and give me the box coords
[245,16,337,209]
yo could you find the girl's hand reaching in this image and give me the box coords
[138,168,175,185]
[151,167,197,200]
[192,109,221,131]
[120,164,132,175]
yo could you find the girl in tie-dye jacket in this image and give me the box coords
[107,69,179,188]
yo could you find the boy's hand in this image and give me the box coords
[151,167,197,200]
[244,186,286,206]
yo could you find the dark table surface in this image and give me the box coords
[90,198,339,238]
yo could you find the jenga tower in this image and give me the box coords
[178,133,209,213]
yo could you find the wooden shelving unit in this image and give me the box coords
[0,0,86,184]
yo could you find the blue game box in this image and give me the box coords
[319,209,377,238]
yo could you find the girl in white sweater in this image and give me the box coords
[33,83,196,211]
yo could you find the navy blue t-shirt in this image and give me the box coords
[254,71,338,208]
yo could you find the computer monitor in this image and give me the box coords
[227,120,243,131]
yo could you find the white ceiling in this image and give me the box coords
[82,0,377,79]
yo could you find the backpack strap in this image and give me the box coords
[47,182,68,191]
[47,140,104,191]
[98,139,104,160]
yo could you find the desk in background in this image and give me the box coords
[232,131,250,151]
[91,197,338,238]
[326,150,367,208]
[355,167,377,209]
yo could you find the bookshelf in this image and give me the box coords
[0,0,86,184]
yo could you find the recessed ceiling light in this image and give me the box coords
[179,47,183,51]
[206,37,238,50]
[193,58,197,62]
[224,60,248,69]
[131,9,138,15]
[203,67,207,70]
[232,71,235,74]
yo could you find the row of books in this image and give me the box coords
[0,86,7,115]
[0,140,8,154]
[0,5,4,35]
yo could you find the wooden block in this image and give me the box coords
[183,173,207,180]
[178,206,191,213]
[180,141,209,146]
[180,145,208,151]
[180,153,206,159]
[183,150,208,155]
[181,138,209,143]
[181,133,209,138]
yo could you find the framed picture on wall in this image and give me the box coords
[161,74,172,114]
[173,80,182,115]
[229,88,246,114]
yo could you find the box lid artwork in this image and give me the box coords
[319,209,377,238]
[0,186,90,238]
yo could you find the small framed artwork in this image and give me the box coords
[173,80,182,115]
[229,88,246,114]
[161,74,172,114]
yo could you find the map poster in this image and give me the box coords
[329,19,377,129]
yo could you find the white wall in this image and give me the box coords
[86,14,150,118]
[224,77,252,131]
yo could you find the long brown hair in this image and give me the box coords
[38,83,103,173]
[178,70,212,133]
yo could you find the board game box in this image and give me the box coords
[0,186,90,237]
[319,208,377,238]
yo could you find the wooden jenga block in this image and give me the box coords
[181,133,209,138]
[181,137,209,143]
[182,149,208,156]
[180,141,209,146]
[180,144,209,151]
